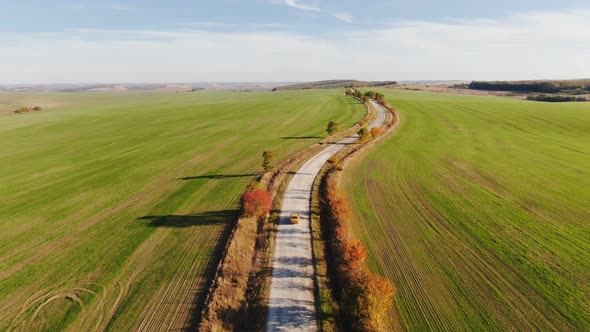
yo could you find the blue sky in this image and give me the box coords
[1,0,590,83]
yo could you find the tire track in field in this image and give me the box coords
[134,225,224,331]
[65,182,239,331]
[84,130,260,330]
[8,281,103,331]
[64,225,169,331]
[0,132,248,327]
[0,128,245,282]
[360,157,567,331]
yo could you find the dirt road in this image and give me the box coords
[266,100,388,331]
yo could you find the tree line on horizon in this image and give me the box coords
[345,88,387,106]
[468,80,590,94]
[526,94,588,102]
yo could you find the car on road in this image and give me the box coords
[290,213,300,224]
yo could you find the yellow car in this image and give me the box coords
[290,213,300,224]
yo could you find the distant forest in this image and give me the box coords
[526,94,587,102]
[468,80,590,94]
[275,80,397,91]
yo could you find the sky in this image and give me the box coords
[1,0,590,83]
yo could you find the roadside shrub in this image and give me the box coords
[326,121,339,135]
[14,106,43,114]
[15,107,30,113]
[352,272,397,331]
[368,274,396,330]
[261,151,275,172]
[242,190,272,217]
[375,93,386,106]
[357,127,371,143]
[370,127,383,138]
[328,192,352,226]
[327,156,342,171]
[344,239,367,270]
[364,91,377,99]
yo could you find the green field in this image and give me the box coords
[0,90,364,331]
[343,91,590,331]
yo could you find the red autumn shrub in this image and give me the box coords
[333,221,349,243]
[370,127,383,138]
[331,195,351,222]
[344,239,367,270]
[242,190,272,217]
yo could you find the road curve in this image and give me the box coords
[267,100,389,331]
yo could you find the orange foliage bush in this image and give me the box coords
[344,239,367,270]
[368,274,396,330]
[242,190,272,217]
[354,272,397,331]
[370,127,383,138]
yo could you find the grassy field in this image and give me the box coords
[343,90,590,331]
[0,90,364,331]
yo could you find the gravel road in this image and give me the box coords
[266,100,388,331]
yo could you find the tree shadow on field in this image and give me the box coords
[180,173,258,180]
[138,209,238,330]
[281,136,323,140]
[326,141,354,146]
[137,209,237,228]
[344,100,363,105]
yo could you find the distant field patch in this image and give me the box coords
[343,90,590,331]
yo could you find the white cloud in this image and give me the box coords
[333,12,353,23]
[0,29,339,84]
[177,21,287,29]
[283,0,320,12]
[350,8,590,80]
[1,8,589,83]
[61,2,132,11]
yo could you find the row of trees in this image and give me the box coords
[326,122,383,142]
[345,88,364,100]
[262,151,275,172]
[469,80,590,94]
[364,91,386,105]
[322,175,395,331]
[526,94,588,102]
[357,126,383,143]
[238,151,277,218]
[321,92,392,330]
[346,88,388,107]
[14,106,42,114]
[327,121,339,136]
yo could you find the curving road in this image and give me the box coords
[267,100,389,331]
